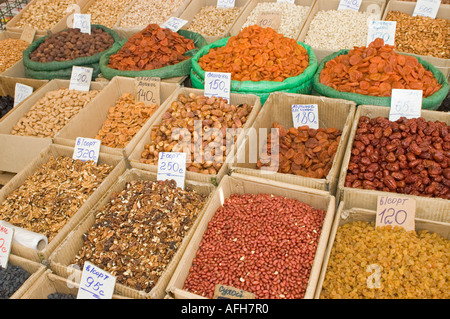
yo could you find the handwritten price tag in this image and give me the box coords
[367,21,396,46]
[338,0,362,11]
[20,25,36,43]
[69,66,93,92]
[135,77,160,105]
[214,285,255,299]
[73,13,91,34]
[292,104,319,129]
[389,89,422,121]
[204,72,231,101]
[376,195,416,231]
[14,83,34,107]
[0,224,13,269]
[161,17,188,32]
[217,0,235,8]
[77,262,116,299]
[413,0,441,18]
[157,152,186,189]
[256,11,282,31]
[73,137,101,164]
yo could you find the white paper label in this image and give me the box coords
[413,0,441,18]
[14,83,33,107]
[0,224,13,269]
[217,0,235,8]
[73,13,91,34]
[277,0,295,3]
[292,104,319,129]
[69,66,93,92]
[157,152,186,189]
[73,137,101,164]
[367,20,397,46]
[77,262,116,299]
[204,72,231,102]
[161,17,188,32]
[376,195,416,232]
[389,89,422,121]
[338,0,362,11]
[135,77,160,105]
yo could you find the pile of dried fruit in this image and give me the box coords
[320,222,450,299]
[257,122,341,179]
[30,27,115,63]
[198,25,309,82]
[107,24,195,71]
[73,179,207,293]
[184,193,327,299]
[95,93,159,148]
[0,38,30,73]
[345,116,450,199]
[319,38,442,97]
[0,156,113,241]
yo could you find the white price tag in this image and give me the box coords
[14,83,33,107]
[161,17,188,32]
[204,72,231,102]
[413,0,441,18]
[338,0,362,11]
[77,262,116,299]
[135,77,160,105]
[277,0,295,3]
[69,66,93,92]
[367,21,397,46]
[157,152,186,189]
[73,137,101,164]
[376,195,416,232]
[389,89,422,121]
[73,13,91,34]
[0,224,13,269]
[217,0,235,8]
[292,104,319,129]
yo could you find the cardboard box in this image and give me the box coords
[113,0,192,39]
[54,76,180,157]
[48,167,216,299]
[297,0,387,64]
[20,270,130,299]
[0,31,30,77]
[179,0,251,43]
[5,0,91,38]
[337,104,450,222]
[166,173,336,299]
[0,144,127,262]
[229,92,356,195]
[0,75,49,123]
[230,0,316,40]
[4,254,47,299]
[80,0,135,29]
[314,197,450,298]
[128,87,262,185]
[382,1,450,80]
[0,79,107,174]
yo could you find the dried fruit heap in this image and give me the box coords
[320,38,442,97]
[198,25,309,82]
[108,24,195,71]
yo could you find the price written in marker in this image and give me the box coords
[157,152,186,189]
[413,0,441,19]
[135,77,160,105]
[376,195,416,231]
[69,66,93,92]
[77,262,116,299]
[256,11,282,31]
[73,137,101,164]
[389,89,422,121]
[338,0,362,11]
[73,13,91,34]
[367,20,397,46]
[292,104,319,129]
[217,0,235,8]
[161,17,188,32]
[14,83,33,107]
[214,284,255,299]
[204,71,231,101]
[0,224,13,269]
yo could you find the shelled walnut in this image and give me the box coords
[0,156,113,242]
[72,179,207,293]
